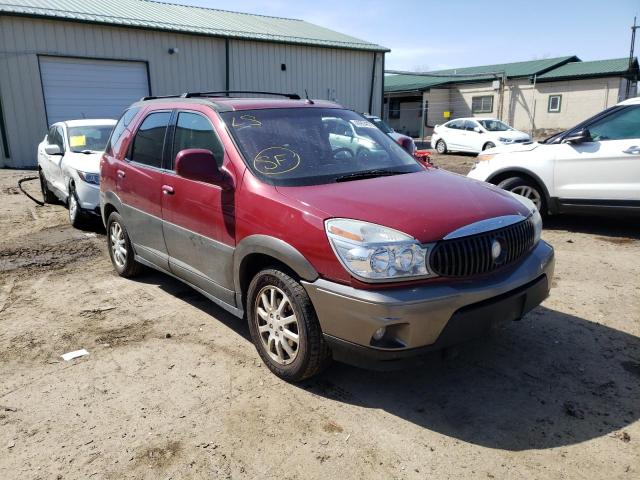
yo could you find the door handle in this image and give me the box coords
[162,185,175,195]
[117,169,126,178]
[622,146,640,154]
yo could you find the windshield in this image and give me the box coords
[371,117,393,134]
[478,119,512,132]
[222,108,422,186]
[67,125,114,152]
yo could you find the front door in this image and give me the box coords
[161,109,236,306]
[554,105,640,203]
[117,110,171,269]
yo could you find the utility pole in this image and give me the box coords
[626,16,638,99]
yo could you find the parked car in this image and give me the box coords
[100,93,554,382]
[468,97,640,216]
[431,118,530,154]
[38,119,117,227]
[364,114,417,155]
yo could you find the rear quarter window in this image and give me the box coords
[106,107,141,156]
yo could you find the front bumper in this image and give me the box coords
[75,181,100,213]
[302,240,554,369]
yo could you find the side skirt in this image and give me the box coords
[134,254,245,319]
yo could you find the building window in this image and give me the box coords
[389,99,400,119]
[548,95,562,113]
[472,95,493,114]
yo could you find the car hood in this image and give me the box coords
[63,151,102,173]
[488,130,530,140]
[485,141,541,155]
[276,169,531,243]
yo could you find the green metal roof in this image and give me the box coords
[0,0,389,51]
[384,56,578,93]
[537,57,638,81]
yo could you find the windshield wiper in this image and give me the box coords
[335,169,409,183]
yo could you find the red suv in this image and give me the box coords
[100,92,554,381]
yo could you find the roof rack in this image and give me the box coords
[182,90,301,99]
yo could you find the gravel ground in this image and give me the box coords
[0,166,639,479]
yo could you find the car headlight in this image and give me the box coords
[325,218,435,281]
[77,171,100,185]
[498,137,513,143]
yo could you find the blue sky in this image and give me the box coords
[184,0,639,71]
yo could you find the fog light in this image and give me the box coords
[372,327,386,341]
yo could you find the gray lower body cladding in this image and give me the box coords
[302,241,555,369]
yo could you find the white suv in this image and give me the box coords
[467,98,640,215]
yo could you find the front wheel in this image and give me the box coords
[68,185,86,228]
[106,212,143,277]
[247,268,330,382]
[483,142,496,151]
[497,176,546,214]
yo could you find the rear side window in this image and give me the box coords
[107,107,141,154]
[587,106,640,141]
[172,112,224,168]
[447,120,463,130]
[130,112,171,168]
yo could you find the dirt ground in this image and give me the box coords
[1,163,639,480]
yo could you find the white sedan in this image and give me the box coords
[467,97,640,216]
[431,118,530,154]
[38,119,116,227]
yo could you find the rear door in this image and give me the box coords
[554,105,640,204]
[117,110,171,269]
[161,108,236,305]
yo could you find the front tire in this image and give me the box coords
[483,142,496,151]
[68,185,86,228]
[435,139,447,154]
[247,268,330,382]
[497,176,547,214]
[106,212,143,278]
[39,169,57,203]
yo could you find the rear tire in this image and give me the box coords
[497,176,547,215]
[435,139,447,154]
[247,268,331,382]
[39,169,57,203]
[106,212,143,278]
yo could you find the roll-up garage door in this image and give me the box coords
[39,57,149,125]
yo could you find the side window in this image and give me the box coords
[588,106,640,142]
[464,120,478,131]
[53,127,65,151]
[172,112,224,168]
[107,107,141,154]
[447,120,463,130]
[130,111,171,168]
[47,127,56,144]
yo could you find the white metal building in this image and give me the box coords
[0,0,388,168]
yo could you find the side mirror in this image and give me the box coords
[473,126,482,133]
[563,128,591,144]
[45,144,62,155]
[175,149,232,189]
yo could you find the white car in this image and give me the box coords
[467,97,640,216]
[38,119,116,227]
[431,118,530,154]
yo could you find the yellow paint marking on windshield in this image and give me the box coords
[254,147,300,175]
[69,135,86,148]
[232,115,262,129]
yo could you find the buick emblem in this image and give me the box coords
[491,238,503,261]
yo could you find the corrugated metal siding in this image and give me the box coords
[229,40,382,115]
[0,16,383,168]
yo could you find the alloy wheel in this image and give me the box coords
[255,285,300,365]
[109,221,127,268]
[511,185,542,210]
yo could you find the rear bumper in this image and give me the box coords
[302,240,554,369]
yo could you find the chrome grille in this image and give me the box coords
[430,218,535,277]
